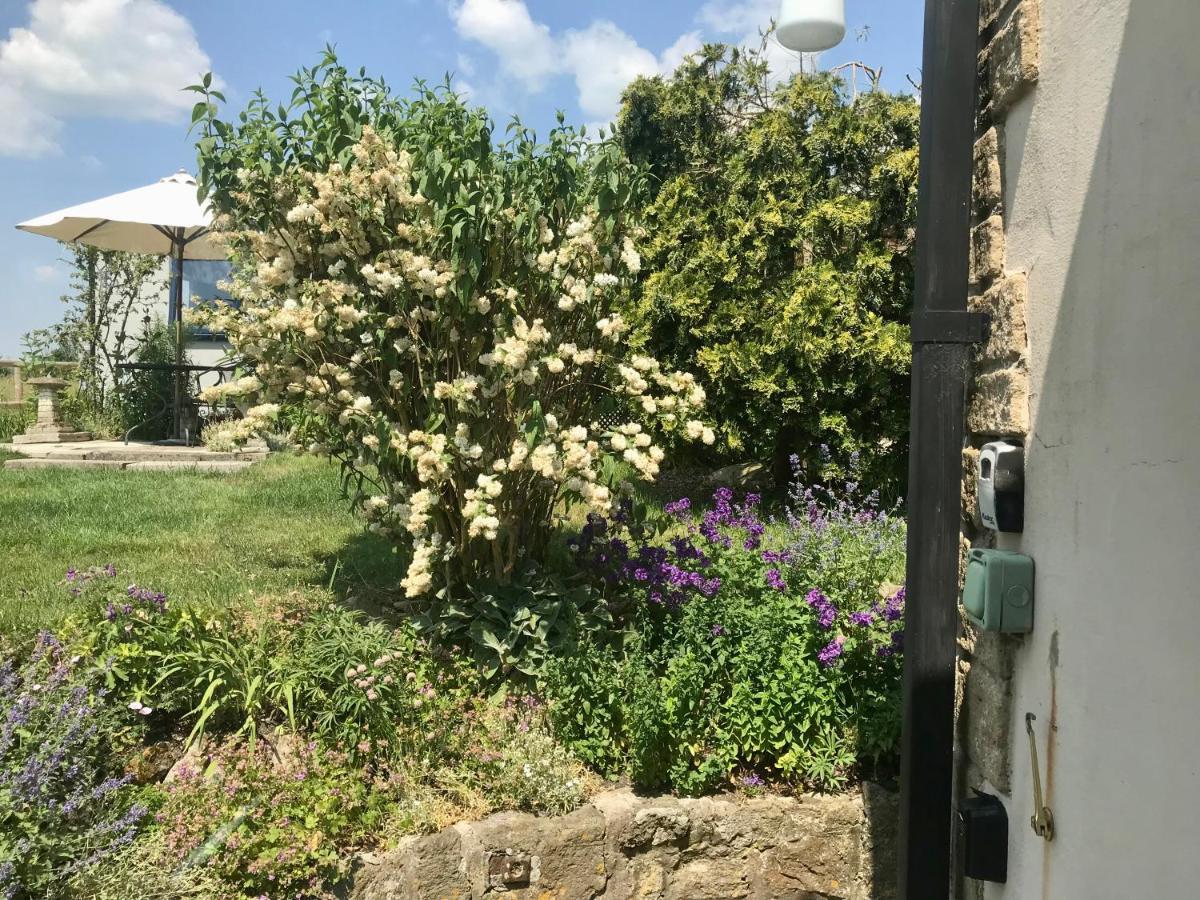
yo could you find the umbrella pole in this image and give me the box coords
[172,234,185,442]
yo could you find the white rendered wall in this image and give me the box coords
[984,0,1200,896]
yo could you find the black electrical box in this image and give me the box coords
[958,791,1008,883]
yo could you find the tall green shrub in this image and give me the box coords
[187,53,711,605]
[619,45,920,492]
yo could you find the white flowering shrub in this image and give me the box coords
[191,55,711,603]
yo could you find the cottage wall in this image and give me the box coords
[958,1,1200,897]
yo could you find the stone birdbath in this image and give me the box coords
[12,377,92,444]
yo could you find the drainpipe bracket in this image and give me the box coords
[911,310,990,344]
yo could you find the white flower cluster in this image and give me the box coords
[203,126,710,599]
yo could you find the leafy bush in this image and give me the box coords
[157,738,388,899]
[67,572,482,767]
[118,320,176,441]
[188,52,711,614]
[620,44,919,491]
[477,726,589,816]
[545,459,906,793]
[0,403,33,443]
[67,833,228,900]
[422,571,612,681]
[0,633,148,898]
[278,603,478,765]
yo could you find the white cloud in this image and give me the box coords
[562,21,660,121]
[450,0,557,90]
[659,30,704,75]
[0,0,215,158]
[448,0,814,125]
[33,263,62,282]
[449,1,706,124]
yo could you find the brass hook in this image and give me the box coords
[1025,713,1054,841]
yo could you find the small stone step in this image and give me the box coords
[4,458,128,470]
[124,461,253,473]
[80,448,255,463]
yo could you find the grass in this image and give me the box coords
[0,452,406,637]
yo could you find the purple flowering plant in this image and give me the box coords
[554,456,906,792]
[0,632,148,897]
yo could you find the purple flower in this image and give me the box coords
[740,774,765,787]
[850,611,875,627]
[664,497,692,518]
[766,569,787,592]
[805,589,839,630]
[710,624,728,637]
[818,637,846,668]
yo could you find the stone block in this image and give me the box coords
[11,430,92,444]
[986,1,1041,113]
[970,272,1029,365]
[979,0,1013,30]
[666,857,754,900]
[964,655,1015,792]
[969,215,1006,285]
[962,445,981,529]
[968,365,1029,437]
[973,128,1003,218]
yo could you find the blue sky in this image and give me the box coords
[0,0,924,355]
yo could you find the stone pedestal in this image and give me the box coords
[11,377,92,444]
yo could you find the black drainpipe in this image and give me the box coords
[899,0,987,898]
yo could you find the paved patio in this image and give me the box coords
[2,439,268,472]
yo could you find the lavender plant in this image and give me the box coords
[0,633,147,898]
[546,455,906,793]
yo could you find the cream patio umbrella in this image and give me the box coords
[16,170,226,441]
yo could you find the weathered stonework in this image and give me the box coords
[969,215,1006,285]
[968,366,1030,437]
[349,786,898,900]
[985,1,1041,114]
[962,632,1018,792]
[969,272,1029,365]
[972,128,1003,219]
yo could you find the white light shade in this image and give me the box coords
[777,0,846,52]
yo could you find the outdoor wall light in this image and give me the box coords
[777,0,847,52]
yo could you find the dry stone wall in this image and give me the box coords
[349,785,898,900]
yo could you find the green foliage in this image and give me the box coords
[278,604,478,764]
[475,725,588,816]
[119,320,176,441]
[186,50,710,612]
[619,44,920,491]
[68,570,480,760]
[544,467,906,793]
[541,638,628,775]
[0,634,148,898]
[67,833,228,900]
[157,738,387,899]
[421,571,612,682]
[21,246,164,439]
[0,403,32,443]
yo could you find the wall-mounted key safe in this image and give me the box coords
[977,441,1025,532]
[963,548,1035,633]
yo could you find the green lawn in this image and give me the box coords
[0,453,405,637]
